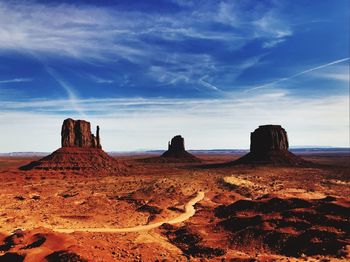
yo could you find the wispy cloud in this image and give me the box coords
[247,57,350,91]
[0,92,348,151]
[43,66,86,117]
[0,78,32,84]
[0,1,348,152]
[0,1,291,81]
[317,73,349,82]
[262,38,285,48]
[198,77,221,92]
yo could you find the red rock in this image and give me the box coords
[163,135,185,156]
[140,135,201,163]
[250,125,289,154]
[61,118,101,148]
[20,147,124,172]
[235,125,307,166]
[161,135,201,162]
[20,119,124,172]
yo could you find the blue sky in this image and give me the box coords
[0,0,349,152]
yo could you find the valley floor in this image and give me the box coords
[0,153,349,261]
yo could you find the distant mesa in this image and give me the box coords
[233,125,307,166]
[20,118,125,172]
[162,135,185,157]
[141,135,201,163]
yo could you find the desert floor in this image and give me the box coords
[0,152,349,261]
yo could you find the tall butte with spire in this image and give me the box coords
[20,118,125,172]
[61,118,101,149]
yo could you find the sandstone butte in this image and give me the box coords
[234,125,307,166]
[140,135,201,163]
[161,135,201,162]
[20,118,125,172]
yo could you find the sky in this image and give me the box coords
[0,0,349,152]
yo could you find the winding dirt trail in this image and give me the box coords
[52,191,205,233]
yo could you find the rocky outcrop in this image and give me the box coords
[214,196,349,258]
[234,125,306,166]
[162,135,186,157]
[160,135,201,162]
[20,118,124,172]
[250,125,288,155]
[140,135,201,163]
[61,118,101,148]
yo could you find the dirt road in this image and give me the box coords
[52,191,205,233]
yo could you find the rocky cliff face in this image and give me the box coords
[61,118,101,149]
[158,135,201,162]
[250,125,289,155]
[20,118,125,172]
[234,125,306,166]
[167,135,185,153]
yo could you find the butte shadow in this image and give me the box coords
[20,118,126,173]
[199,125,309,168]
[139,135,202,163]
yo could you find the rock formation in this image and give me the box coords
[61,118,101,148]
[250,125,288,155]
[234,125,306,166]
[20,119,125,172]
[141,135,201,163]
[160,135,201,162]
[162,135,186,158]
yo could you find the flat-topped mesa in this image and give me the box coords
[250,125,289,155]
[61,118,101,149]
[234,124,307,166]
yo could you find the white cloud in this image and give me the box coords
[0,1,291,61]
[216,2,240,26]
[0,1,293,90]
[0,78,32,84]
[247,57,350,92]
[262,38,285,48]
[198,77,221,92]
[254,13,292,38]
[0,2,145,61]
[319,73,349,82]
[0,91,348,152]
[43,66,86,117]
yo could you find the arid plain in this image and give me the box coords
[0,150,349,261]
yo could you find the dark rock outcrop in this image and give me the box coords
[162,135,186,158]
[160,135,201,162]
[140,135,201,163]
[250,125,288,154]
[234,125,306,166]
[61,118,101,148]
[20,118,125,172]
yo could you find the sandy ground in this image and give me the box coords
[51,191,204,233]
[0,152,349,261]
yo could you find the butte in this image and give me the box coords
[141,135,201,163]
[20,118,125,172]
[233,125,307,166]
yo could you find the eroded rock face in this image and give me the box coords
[250,125,288,155]
[19,118,126,172]
[167,135,185,153]
[233,124,307,166]
[158,135,201,162]
[61,118,101,149]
